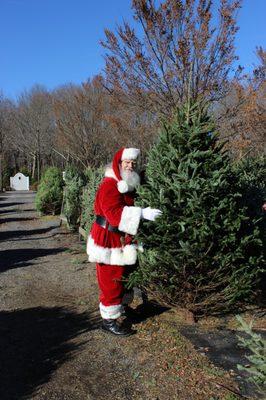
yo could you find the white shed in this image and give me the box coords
[10,173,30,191]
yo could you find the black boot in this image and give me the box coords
[101,318,134,336]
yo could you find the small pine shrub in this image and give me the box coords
[2,161,14,189]
[80,166,104,237]
[35,167,64,215]
[237,315,266,394]
[62,165,85,230]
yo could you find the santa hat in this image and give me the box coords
[112,147,140,193]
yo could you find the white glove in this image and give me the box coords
[141,207,162,221]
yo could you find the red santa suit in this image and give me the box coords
[86,148,143,320]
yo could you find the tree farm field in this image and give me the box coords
[0,191,265,400]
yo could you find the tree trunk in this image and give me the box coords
[37,129,40,182]
[37,151,40,182]
[32,153,36,180]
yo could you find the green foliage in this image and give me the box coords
[35,167,64,215]
[2,163,14,189]
[62,165,85,230]
[233,156,266,219]
[233,156,266,248]
[80,166,104,237]
[233,157,266,301]
[209,395,239,400]
[128,102,263,314]
[19,166,31,177]
[236,315,266,394]
[223,395,239,400]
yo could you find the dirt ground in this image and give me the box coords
[0,191,264,400]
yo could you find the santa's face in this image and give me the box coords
[121,159,137,172]
[120,159,140,191]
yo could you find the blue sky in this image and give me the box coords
[1,0,265,100]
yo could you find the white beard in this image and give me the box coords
[119,168,140,192]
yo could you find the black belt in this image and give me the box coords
[95,215,123,234]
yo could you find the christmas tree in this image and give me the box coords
[63,165,85,230]
[130,103,263,315]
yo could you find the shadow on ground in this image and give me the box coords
[0,248,66,272]
[0,202,23,208]
[0,306,99,400]
[0,209,18,215]
[0,217,37,224]
[127,301,170,325]
[0,226,59,242]
[180,325,265,398]
[18,208,36,212]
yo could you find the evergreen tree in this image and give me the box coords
[63,165,85,230]
[129,103,263,315]
[80,166,104,236]
[35,167,63,215]
[237,315,266,394]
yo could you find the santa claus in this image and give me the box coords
[87,147,162,336]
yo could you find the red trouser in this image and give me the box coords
[96,263,126,306]
[96,263,133,319]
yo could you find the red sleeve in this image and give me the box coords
[98,180,125,227]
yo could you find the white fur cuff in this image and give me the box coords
[118,206,142,235]
[100,303,122,319]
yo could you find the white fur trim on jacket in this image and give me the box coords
[118,206,142,235]
[105,167,117,180]
[105,168,130,194]
[121,148,140,161]
[100,302,122,319]
[87,235,139,265]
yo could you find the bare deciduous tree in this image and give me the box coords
[11,85,55,180]
[0,93,15,190]
[217,47,266,159]
[101,0,242,117]
[53,77,156,167]
[53,79,112,168]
